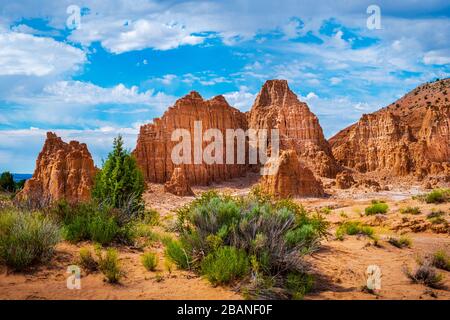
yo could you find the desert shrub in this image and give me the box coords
[418,189,450,204]
[92,135,145,212]
[52,201,135,245]
[0,208,60,270]
[173,191,327,298]
[285,272,315,300]
[336,221,374,240]
[400,206,421,215]
[165,239,191,269]
[201,246,249,285]
[365,200,388,215]
[427,210,445,219]
[405,259,444,289]
[139,208,160,226]
[388,236,412,248]
[141,252,158,271]
[432,250,450,271]
[79,247,98,272]
[97,248,122,283]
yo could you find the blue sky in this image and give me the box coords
[0,0,449,172]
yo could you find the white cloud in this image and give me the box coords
[0,31,86,76]
[223,86,256,111]
[330,77,342,85]
[70,18,204,53]
[423,49,450,65]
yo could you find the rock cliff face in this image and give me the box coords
[260,150,324,198]
[133,91,248,185]
[248,80,340,178]
[164,167,195,196]
[19,132,96,203]
[329,79,450,179]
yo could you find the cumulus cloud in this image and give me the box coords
[0,31,86,76]
[223,86,257,111]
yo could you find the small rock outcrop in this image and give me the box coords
[164,167,195,196]
[133,92,248,185]
[330,78,450,179]
[18,132,96,203]
[260,150,324,198]
[335,171,355,189]
[248,80,340,178]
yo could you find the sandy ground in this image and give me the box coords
[0,177,449,300]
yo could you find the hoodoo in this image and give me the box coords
[18,132,96,203]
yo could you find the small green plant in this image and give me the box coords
[201,246,249,285]
[79,247,98,271]
[418,189,450,204]
[339,211,348,218]
[388,236,412,248]
[365,200,388,215]
[0,209,61,270]
[320,207,331,215]
[141,252,158,271]
[336,221,374,240]
[427,210,445,219]
[400,206,421,215]
[165,239,190,269]
[140,209,160,226]
[432,250,450,271]
[97,248,122,283]
[285,272,315,300]
[405,259,444,289]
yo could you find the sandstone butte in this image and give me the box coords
[329,78,450,180]
[261,149,324,198]
[18,132,96,203]
[133,91,249,185]
[248,79,340,178]
[134,80,338,187]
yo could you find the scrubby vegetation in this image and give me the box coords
[432,250,450,271]
[365,200,389,215]
[79,247,98,272]
[0,171,27,193]
[166,190,328,299]
[388,235,412,248]
[51,200,136,245]
[141,251,158,271]
[96,247,122,283]
[0,208,60,270]
[405,259,444,289]
[335,221,374,240]
[400,206,421,215]
[415,188,450,204]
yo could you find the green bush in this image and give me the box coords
[432,250,450,271]
[165,239,191,269]
[141,252,158,271]
[285,272,315,300]
[388,236,412,248]
[97,248,122,283]
[53,201,135,245]
[0,209,61,270]
[423,189,450,204]
[92,135,145,211]
[79,247,98,271]
[400,206,421,215]
[173,191,327,298]
[365,200,389,215]
[336,221,374,240]
[201,246,249,285]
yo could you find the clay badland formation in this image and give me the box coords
[18,132,96,203]
[330,78,450,182]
